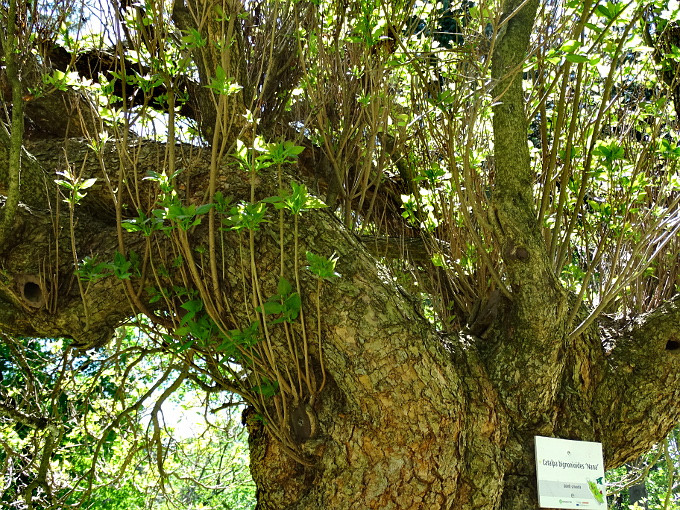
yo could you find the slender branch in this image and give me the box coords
[0,400,48,429]
[0,0,24,248]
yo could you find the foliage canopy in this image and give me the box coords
[0,0,680,507]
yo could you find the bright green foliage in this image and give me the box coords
[0,331,255,509]
[306,252,341,280]
[256,277,302,324]
[121,209,168,236]
[54,169,97,205]
[264,182,328,215]
[161,201,214,231]
[43,69,81,92]
[75,250,140,282]
[77,255,112,283]
[222,201,269,232]
[207,66,244,96]
[346,0,387,47]
[233,138,304,173]
[217,322,260,360]
[175,298,217,350]
[251,377,280,398]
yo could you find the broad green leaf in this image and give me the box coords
[565,53,589,64]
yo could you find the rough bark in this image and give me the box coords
[1,0,680,509]
[2,131,679,508]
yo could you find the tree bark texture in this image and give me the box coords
[1,128,680,509]
[1,0,680,509]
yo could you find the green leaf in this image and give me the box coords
[147,286,163,304]
[431,253,448,268]
[111,251,133,280]
[54,179,75,191]
[560,39,582,53]
[267,140,305,163]
[283,293,301,320]
[306,251,341,280]
[195,203,214,215]
[593,140,625,162]
[219,322,261,355]
[181,27,206,48]
[285,143,304,156]
[277,277,293,296]
[252,378,279,398]
[76,255,111,282]
[565,53,589,64]
[80,177,97,190]
[180,299,203,315]
[258,301,286,315]
[595,4,611,18]
[222,201,269,231]
[176,338,196,353]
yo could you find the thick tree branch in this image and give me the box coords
[360,235,438,264]
[20,136,218,223]
[0,398,48,429]
[40,43,199,121]
[1,51,102,139]
[595,294,680,467]
[483,0,572,429]
[491,0,561,304]
[0,201,131,346]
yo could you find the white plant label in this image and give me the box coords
[535,435,607,509]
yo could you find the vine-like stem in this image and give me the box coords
[315,278,326,394]
[663,437,675,510]
[556,9,640,272]
[278,163,304,396]
[294,214,314,396]
[150,368,188,483]
[61,154,92,331]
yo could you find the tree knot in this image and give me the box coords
[15,274,45,309]
[503,242,530,262]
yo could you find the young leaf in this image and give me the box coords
[278,277,293,297]
[306,251,341,280]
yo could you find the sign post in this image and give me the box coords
[535,436,607,509]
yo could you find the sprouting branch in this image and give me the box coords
[0,0,25,249]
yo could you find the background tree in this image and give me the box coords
[607,426,680,509]
[1,0,680,508]
[0,329,255,509]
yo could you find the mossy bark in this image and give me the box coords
[1,0,680,508]
[2,136,680,508]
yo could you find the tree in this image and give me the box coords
[1,0,680,508]
[607,425,680,509]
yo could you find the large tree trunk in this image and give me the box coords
[243,290,680,510]
[2,101,680,510]
[2,0,680,509]
[245,291,508,508]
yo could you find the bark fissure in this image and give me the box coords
[1,0,680,507]
[0,131,679,508]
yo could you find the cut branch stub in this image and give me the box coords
[15,274,45,308]
[665,338,680,353]
[289,403,318,444]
